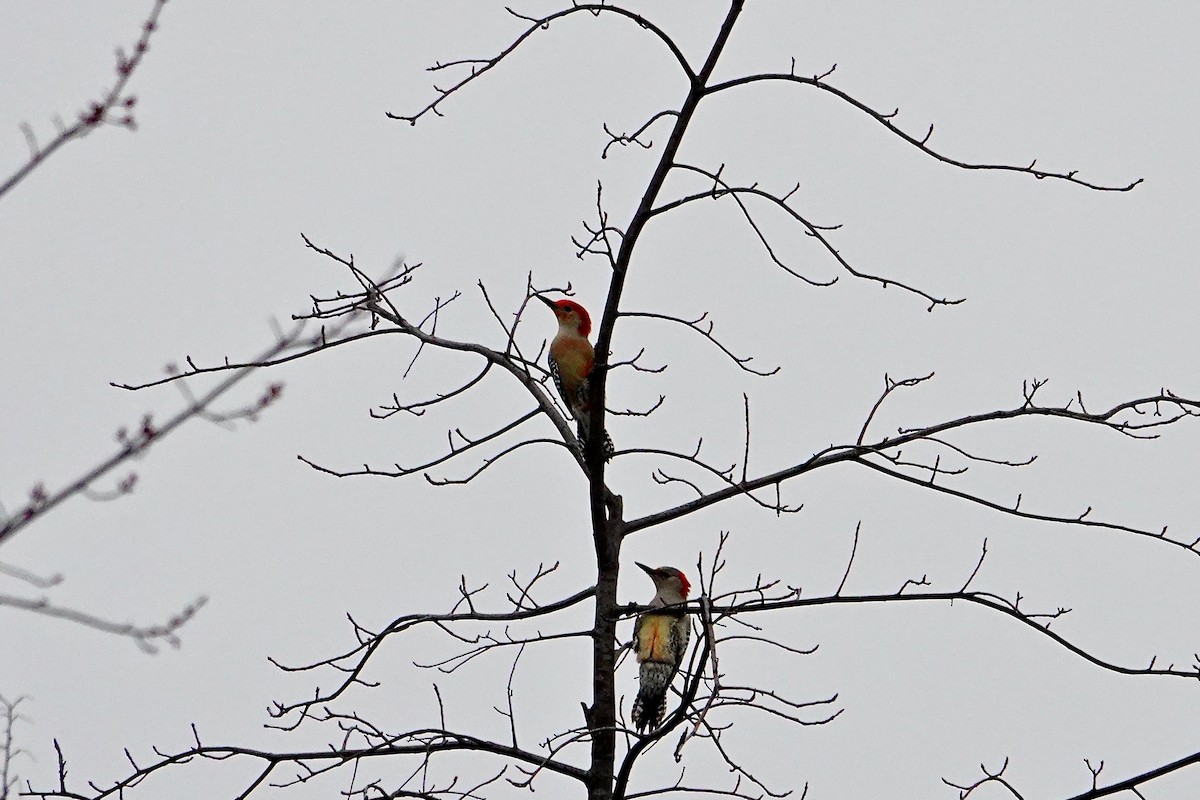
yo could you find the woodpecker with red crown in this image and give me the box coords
[631,562,691,733]
[538,295,614,460]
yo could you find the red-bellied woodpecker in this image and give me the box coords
[538,295,614,460]
[631,562,691,733]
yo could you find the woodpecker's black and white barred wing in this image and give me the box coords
[574,385,616,462]
[546,356,574,415]
[547,358,614,460]
[671,614,691,671]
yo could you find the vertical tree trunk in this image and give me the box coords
[586,5,743,798]
[586,515,621,800]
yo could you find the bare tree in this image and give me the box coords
[21,3,1200,800]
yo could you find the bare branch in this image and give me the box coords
[298,409,544,480]
[371,363,493,420]
[27,728,588,800]
[853,456,1199,564]
[265,585,596,721]
[858,372,935,445]
[835,521,862,595]
[626,390,1200,536]
[943,757,1025,799]
[1,695,26,800]
[0,0,168,199]
[0,562,62,589]
[959,539,989,593]
[388,5,694,125]
[0,594,206,653]
[656,164,963,310]
[573,182,624,269]
[620,310,779,376]
[632,444,803,517]
[1058,748,1200,800]
[703,71,1141,192]
[1,324,302,548]
[601,110,680,160]
[711,590,1200,681]
[301,239,592,475]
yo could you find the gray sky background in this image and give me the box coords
[5,2,1200,797]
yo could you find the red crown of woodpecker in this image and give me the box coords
[638,563,691,598]
[541,297,592,337]
[674,569,691,598]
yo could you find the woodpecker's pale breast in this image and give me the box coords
[634,614,678,663]
[549,336,595,397]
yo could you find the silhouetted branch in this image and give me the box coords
[946,749,1200,800]
[601,110,680,160]
[625,389,1200,537]
[505,561,563,611]
[703,70,1141,192]
[657,164,963,310]
[858,372,935,445]
[265,583,596,723]
[626,772,803,800]
[302,238,591,474]
[298,409,546,480]
[835,521,862,595]
[1059,748,1200,800]
[852,456,1198,563]
[354,765,509,800]
[388,5,693,125]
[414,628,589,674]
[673,595,719,759]
[573,182,624,269]
[424,437,569,486]
[637,444,803,516]
[26,727,588,800]
[709,590,1199,681]
[608,393,667,419]
[372,364,493,419]
[620,310,779,376]
[943,757,1023,799]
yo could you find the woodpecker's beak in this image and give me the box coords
[635,562,656,577]
[537,295,557,311]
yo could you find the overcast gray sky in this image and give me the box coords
[5,2,1200,798]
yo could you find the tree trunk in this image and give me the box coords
[587,510,622,800]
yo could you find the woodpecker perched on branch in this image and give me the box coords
[631,562,691,733]
[537,295,614,460]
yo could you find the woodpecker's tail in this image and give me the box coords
[575,418,615,461]
[631,660,675,733]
